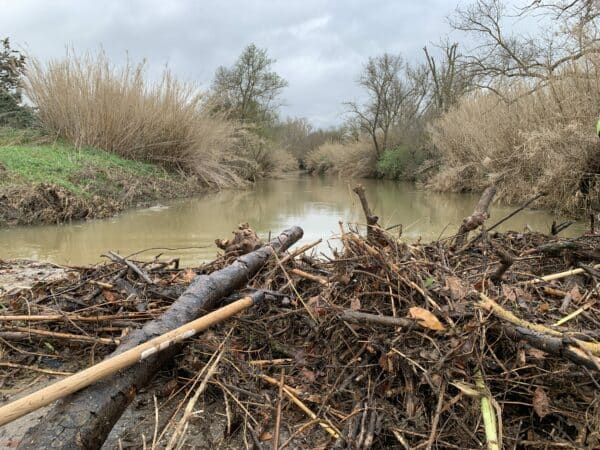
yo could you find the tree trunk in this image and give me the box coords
[17,226,303,450]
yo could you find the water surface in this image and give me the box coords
[0,175,585,266]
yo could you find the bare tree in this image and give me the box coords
[211,44,288,125]
[346,54,426,157]
[452,0,600,98]
[423,42,472,114]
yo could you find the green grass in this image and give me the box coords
[0,139,174,195]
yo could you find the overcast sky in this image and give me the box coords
[1,0,481,128]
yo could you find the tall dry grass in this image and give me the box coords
[25,51,256,188]
[305,139,376,177]
[428,58,600,216]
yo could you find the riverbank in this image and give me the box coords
[0,128,204,227]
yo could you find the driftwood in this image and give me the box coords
[17,226,303,450]
[352,184,386,243]
[454,184,496,248]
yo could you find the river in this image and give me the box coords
[0,175,585,266]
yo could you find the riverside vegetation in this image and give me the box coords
[1,0,599,228]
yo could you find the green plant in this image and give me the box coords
[376,145,425,180]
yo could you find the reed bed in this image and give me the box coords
[429,58,600,216]
[25,51,254,189]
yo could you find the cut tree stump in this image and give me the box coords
[16,226,303,450]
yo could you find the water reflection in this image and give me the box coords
[0,175,585,266]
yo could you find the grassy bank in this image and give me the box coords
[0,129,201,226]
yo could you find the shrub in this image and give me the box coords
[376,145,426,180]
[25,50,251,189]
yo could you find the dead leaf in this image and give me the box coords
[102,290,116,302]
[502,285,517,302]
[451,381,480,397]
[446,276,467,299]
[538,303,550,313]
[533,387,551,418]
[301,368,316,383]
[527,348,547,359]
[569,285,582,302]
[259,431,273,442]
[181,269,196,283]
[350,297,361,311]
[408,307,445,331]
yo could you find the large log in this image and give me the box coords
[16,226,303,450]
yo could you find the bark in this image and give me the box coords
[454,184,496,248]
[352,184,385,244]
[17,226,303,450]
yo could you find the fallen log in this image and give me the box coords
[15,226,303,450]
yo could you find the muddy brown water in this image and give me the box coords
[0,175,586,266]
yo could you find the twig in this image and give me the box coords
[279,239,322,265]
[339,309,415,329]
[424,380,446,450]
[2,326,119,345]
[0,361,72,376]
[106,251,153,284]
[524,264,600,284]
[165,348,225,450]
[273,368,284,450]
[259,374,340,439]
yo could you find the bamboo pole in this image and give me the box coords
[0,296,255,428]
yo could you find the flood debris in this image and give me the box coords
[0,186,599,449]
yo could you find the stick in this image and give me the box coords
[524,264,600,284]
[0,312,154,322]
[478,292,600,355]
[260,374,340,439]
[273,369,284,450]
[339,310,415,329]
[279,239,322,265]
[289,268,329,285]
[2,326,118,345]
[106,251,153,284]
[475,370,500,450]
[0,296,256,428]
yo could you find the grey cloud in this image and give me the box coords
[1,0,458,127]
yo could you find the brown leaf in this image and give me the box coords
[446,276,467,299]
[514,287,533,302]
[527,348,547,359]
[301,368,316,383]
[259,431,273,442]
[102,290,116,302]
[569,285,582,302]
[533,387,551,418]
[181,269,196,283]
[350,297,361,311]
[538,303,550,313]
[408,307,445,331]
[502,285,517,302]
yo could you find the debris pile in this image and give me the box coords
[1,186,599,449]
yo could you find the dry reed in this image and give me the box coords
[25,50,250,189]
[428,57,600,216]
